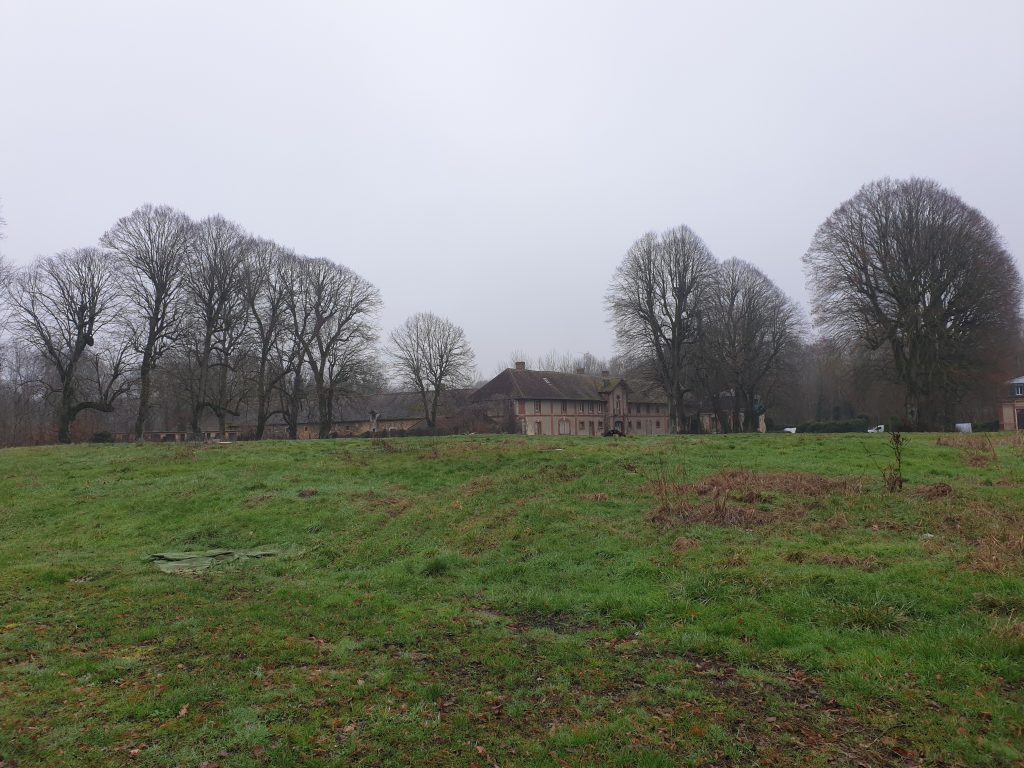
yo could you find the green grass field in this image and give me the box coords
[0,434,1021,767]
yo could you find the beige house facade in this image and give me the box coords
[998,376,1024,431]
[472,363,668,436]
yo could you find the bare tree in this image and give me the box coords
[606,226,719,432]
[101,204,195,439]
[696,258,802,431]
[804,177,1023,430]
[5,248,133,442]
[180,216,251,439]
[0,200,10,326]
[240,239,298,439]
[389,312,475,428]
[0,339,53,446]
[288,257,381,438]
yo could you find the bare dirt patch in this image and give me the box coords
[297,488,319,498]
[472,606,598,635]
[582,492,609,502]
[680,652,923,765]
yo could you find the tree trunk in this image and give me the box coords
[255,408,267,440]
[317,386,333,439]
[134,364,152,440]
[420,389,432,428]
[57,407,73,444]
[255,389,268,440]
[58,383,75,444]
[429,389,440,430]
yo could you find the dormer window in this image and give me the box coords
[1016,384,1024,397]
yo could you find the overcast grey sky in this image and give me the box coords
[1,1,1021,375]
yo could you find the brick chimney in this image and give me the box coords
[514,361,526,371]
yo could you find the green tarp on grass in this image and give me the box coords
[145,548,282,574]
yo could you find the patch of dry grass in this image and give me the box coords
[648,469,866,528]
[935,434,999,467]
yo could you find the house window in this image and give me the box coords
[614,395,621,414]
[1016,385,1024,397]
[588,402,594,413]
[598,420,603,428]
[656,421,660,428]
[535,421,542,435]
[578,401,585,412]
[579,421,585,430]
[534,400,541,413]
[627,421,632,430]
[561,401,567,413]
[646,404,652,414]
[558,419,570,435]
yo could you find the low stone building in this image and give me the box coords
[471,363,668,436]
[998,376,1024,431]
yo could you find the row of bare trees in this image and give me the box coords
[607,225,802,432]
[607,177,1022,432]
[0,204,479,444]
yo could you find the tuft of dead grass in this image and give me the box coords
[582,493,609,502]
[913,482,954,499]
[353,490,413,518]
[686,469,865,498]
[815,513,850,532]
[935,434,998,467]
[671,536,699,553]
[929,497,1023,573]
[968,531,1024,573]
[989,617,1024,640]
[810,553,882,571]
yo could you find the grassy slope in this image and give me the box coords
[0,435,1021,767]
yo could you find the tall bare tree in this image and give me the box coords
[101,204,195,439]
[606,225,719,432]
[0,200,10,325]
[288,257,380,438]
[804,177,1023,430]
[696,258,802,431]
[180,216,250,439]
[389,312,475,428]
[5,248,133,442]
[241,239,299,439]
